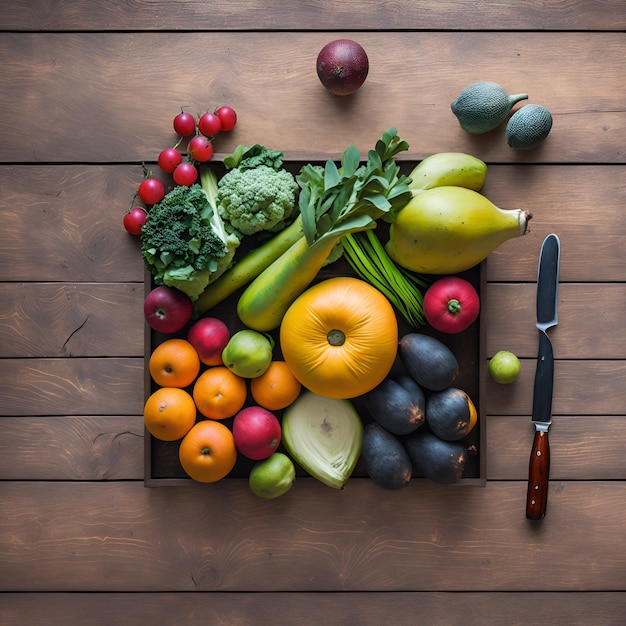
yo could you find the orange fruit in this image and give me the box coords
[193,366,247,420]
[143,387,197,441]
[179,419,237,482]
[149,338,201,388]
[250,360,302,410]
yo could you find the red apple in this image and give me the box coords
[187,317,230,366]
[143,285,193,334]
[232,406,282,460]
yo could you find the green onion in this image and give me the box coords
[342,230,430,328]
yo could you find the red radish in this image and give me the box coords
[138,177,165,205]
[423,276,480,334]
[188,135,214,163]
[123,207,147,235]
[173,162,198,186]
[158,147,183,173]
[173,111,196,137]
[198,112,222,137]
[214,106,237,131]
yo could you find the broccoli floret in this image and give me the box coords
[223,143,285,172]
[140,180,240,301]
[217,165,299,236]
[162,266,213,301]
[162,229,240,300]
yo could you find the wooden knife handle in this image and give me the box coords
[526,429,550,520]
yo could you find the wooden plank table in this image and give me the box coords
[1,1,625,623]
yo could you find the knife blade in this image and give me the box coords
[526,233,560,520]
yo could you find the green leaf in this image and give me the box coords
[318,213,377,242]
[317,192,340,222]
[295,129,411,246]
[327,177,357,224]
[341,145,361,178]
[389,137,408,156]
[223,144,246,169]
[299,187,317,245]
[365,194,393,213]
[366,148,383,173]
[324,159,341,190]
[316,214,334,237]
[377,128,410,161]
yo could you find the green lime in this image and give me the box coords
[488,350,521,384]
[249,452,296,499]
[221,329,273,379]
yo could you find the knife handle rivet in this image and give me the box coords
[536,451,542,457]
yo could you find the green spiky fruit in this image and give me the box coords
[451,81,528,134]
[506,104,553,150]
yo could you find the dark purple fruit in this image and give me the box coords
[404,432,468,485]
[362,423,412,491]
[316,39,369,96]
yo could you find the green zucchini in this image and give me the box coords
[236,234,338,332]
[195,215,304,314]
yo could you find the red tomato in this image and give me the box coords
[138,178,165,205]
[198,112,222,137]
[173,111,196,137]
[158,148,183,173]
[214,105,237,131]
[188,135,214,163]
[173,162,198,186]
[123,207,147,235]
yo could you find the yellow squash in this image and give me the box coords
[279,277,398,400]
[386,186,532,274]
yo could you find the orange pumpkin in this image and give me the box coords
[279,277,398,399]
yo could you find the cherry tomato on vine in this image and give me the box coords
[138,177,165,205]
[214,105,237,131]
[173,111,196,137]
[158,147,183,173]
[173,162,198,186]
[198,112,222,137]
[123,207,148,235]
[188,135,214,163]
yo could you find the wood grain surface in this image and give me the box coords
[2,592,625,626]
[1,1,624,624]
[2,0,625,31]
[0,33,623,164]
[1,480,625,592]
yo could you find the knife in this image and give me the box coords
[526,233,560,520]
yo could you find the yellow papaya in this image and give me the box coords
[408,152,488,192]
[386,186,531,274]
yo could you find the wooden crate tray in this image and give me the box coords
[144,247,486,487]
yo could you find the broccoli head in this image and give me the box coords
[217,165,299,236]
[140,182,240,300]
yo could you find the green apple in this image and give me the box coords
[221,329,273,379]
[488,350,521,384]
[248,452,296,499]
